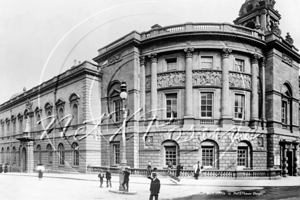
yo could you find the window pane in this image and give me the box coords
[165,146,177,166]
[166,94,177,118]
[234,95,244,119]
[201,93,213,117]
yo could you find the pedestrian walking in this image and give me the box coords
[4,164,8,173]
[98,169,104,188]
[193,161,201,180]
[176,163,183,177]
[122,167,130,191]
[147,161,152,177]
[36,163,45,181]
[106,169,112,188]
[148,172,160,200]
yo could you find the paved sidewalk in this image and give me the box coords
[3,172,300,187]
[1,172,300,200]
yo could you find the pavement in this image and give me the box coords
[1,172,300,200]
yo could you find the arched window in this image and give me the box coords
[72,104,79,125]
[237,141,252,169]
[36,114,41,131]
[72,143,79,166]
[12,146,16,165]
[281,83,293,131]
[201,140,219,168]
[1,147,4,163]
[45,102,53,125]
[36,145,42,164]
[18,114,23,134]
[47,111,52,125]
[58,143,65,165]
[107,81,122,122]
[7,147,10,164]
[46,144,53,165]
[162,140,178,167]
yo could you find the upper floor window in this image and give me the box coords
[234,94,245,119]
[166,58,177,71]
[281,83,292,130]
[235,59,245,72]
[114,99,122,122]
[201,56,213,69]
[166,94,177,118]
[201,93,213,117]
[72,104,79,125]
[69,93,80,125]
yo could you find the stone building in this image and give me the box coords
[0,0,300,176]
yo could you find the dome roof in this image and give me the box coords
[10,92,23,100]
[239,0,276,16]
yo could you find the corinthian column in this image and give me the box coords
[251,54,259,126]
[148,53,157,118]
[140,56,146,118]
[221,48,232,125]
[184,47,194,124]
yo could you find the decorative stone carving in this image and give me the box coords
[139,56,145,66]
[285,32,294,45]
[192,70,222,86]
[251,53,260,64]
[184,47,194,58]
[25,99,33,111]
[145,136,153,146]
[221,48,232,59]
[229,72,252,89]
[157,72,185,88]
[148,52,157,63]
[282,54,292,65]
[146,76,151,89]
[270,21,281,36]
[108,54,122,65]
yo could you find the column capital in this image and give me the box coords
[148,52,157,63]
[139,56,145,66]
[221,48,232,59]
[260,57,266,67]
[251,53,261,64]
[184,47,194,58]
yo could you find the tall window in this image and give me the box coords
[166,94,177,118]
[281,84,292,129]
[114,100,122,122]
[36,114,41,131]
[235,59,245,72]
[237,147,248,167]
[46,144,52,165]
[282,101,288,124]
[166,58,177,71]
[47,111,52,125]
[202,147,214,166]
[234,94,245,119]
[1,148,4,163]
[12,120,16,134]
[58,108,64,120]
[201,56,213,69]
[36,145,42,164]
[72,143,79,166]
[12,147,16,165]
[113,143,120,165]
[58,144,65,165]
[6,147,10,164]
[19,118,23,134]
[165,146,177,166]
[201,93,213,117]
[72,104,79,125]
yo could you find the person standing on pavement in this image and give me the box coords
[148,172,160,200]
[36,163,45,181]
[122,167,130,191]
[106,169,112,188]
[176,163,183,177]
[193,161,201,180]
[98,169,104,188]
[147,161,152,177]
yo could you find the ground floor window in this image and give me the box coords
[201,140,219,168]
[202,147,214,167]
[237,141,252,169]
[46,144,52,165]
[163,140,178,167]
[113,142,120,165]
[72,143,79,166]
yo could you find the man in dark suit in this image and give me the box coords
[148,172,161,200]
[122,168,130,191]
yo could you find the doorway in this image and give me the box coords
[287,151,293,176]
[22,148,27,172]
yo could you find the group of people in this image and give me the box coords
[0,164,8,173]
[97,169,112,188]
[147,161,161,200]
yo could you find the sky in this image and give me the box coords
[0,0,300,105]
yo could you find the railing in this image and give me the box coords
[87,166,282,180]
[141,23,264,40]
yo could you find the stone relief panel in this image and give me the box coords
[192,70,222,86]
[146,76,151,89]
[229,72,251,89]
[157,72,185,88]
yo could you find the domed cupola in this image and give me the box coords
[234,0,281,34]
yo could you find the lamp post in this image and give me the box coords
[119,82,128,191]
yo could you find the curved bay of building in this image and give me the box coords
[1,1,300,178]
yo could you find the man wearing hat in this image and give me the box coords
[148,172,161,200]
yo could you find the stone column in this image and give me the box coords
[140,56,146,119]
[221,48,232,125]
[184,47,194,124]
[148,53,157,118]
[282,143,288,177]
[251,54,259,127]
[26,141,34,173]
[293,143,298,176]
[260,9,267,32]
[259,57,266,128]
